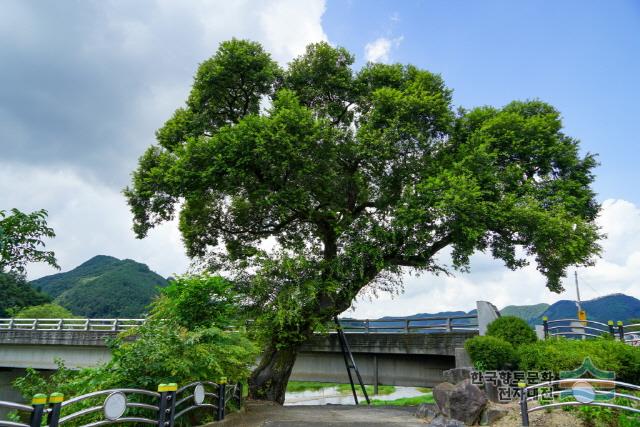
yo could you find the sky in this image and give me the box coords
[1,0,639,318]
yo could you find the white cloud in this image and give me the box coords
[349,198,640,318]
[364,36,403,63]
[0,163,189,280]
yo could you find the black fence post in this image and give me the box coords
[608,320,615,336]
[157,383,177,427]
[542,316,549,339]
[518,382,529,427]
[236,382,243,407]
[47,393,63,427]
[217,378,227,421]
[29,394,46,427]
[617,321,624,341]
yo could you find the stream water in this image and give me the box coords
[284,386,428,405]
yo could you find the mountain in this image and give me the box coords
[30,255,168,318]
[540,294,640,324]
[500,303,550,325]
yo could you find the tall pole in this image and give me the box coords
[575,271,582,312]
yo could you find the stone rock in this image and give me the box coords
[479,405,509,425]
[415,403,438,419]
[483,380,501,403]
[443,367,472,385]
[428,415,466,427]
[434,380,488,425]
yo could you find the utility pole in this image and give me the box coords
[575,271,586,322]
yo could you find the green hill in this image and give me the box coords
[500,303,550,325]
[30,255,168,318]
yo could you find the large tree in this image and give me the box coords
[125,39,601,403]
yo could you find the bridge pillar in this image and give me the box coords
[476,301,500,335]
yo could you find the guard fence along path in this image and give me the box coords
[542,317,640,345]
[0,380,242,427]
[0,319,144,332]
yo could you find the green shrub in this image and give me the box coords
[464,336,517,370]
[486,316,537,347]
[517,337,640,383]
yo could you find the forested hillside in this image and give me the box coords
[31,255,168,317]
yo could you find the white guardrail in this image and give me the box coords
[0,318,145,332]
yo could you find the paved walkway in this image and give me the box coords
[209,401,427,426]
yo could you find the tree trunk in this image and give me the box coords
[248,341,299,404]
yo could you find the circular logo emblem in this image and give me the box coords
[572,381,596,404]
[104,391,127,421]
[194,383,205,405]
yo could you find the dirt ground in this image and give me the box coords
[206,401,585,426]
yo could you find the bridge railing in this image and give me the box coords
[336,314,479,333]
[0,318,145,332]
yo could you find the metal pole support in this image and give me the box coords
[217,378,227,421]
[518,382,529,427]
[617,321,624,341]
[29,394,46,427]
[157,383,177,427]
[47,393,64,427]
[542,317,548,339]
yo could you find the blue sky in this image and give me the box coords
[323,0,640,204]
[1,1,639,316]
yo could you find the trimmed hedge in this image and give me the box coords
[517,337,640,383]
[486,316,537,347]
[464,335,517,370]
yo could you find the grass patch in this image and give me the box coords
[286,381,336,392]
[417,387,431,393]
[336,384,396,396]
[370,393,434,406]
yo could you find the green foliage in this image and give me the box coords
[486,316,538,347]
[517,338,640,383]
[465,336,517,370]
[285,381,395,396]
[13,303,76,318]
[0,208,59,275]
[125,38,603,397]
[370,393,434,406]
[13,275,257,425]
[31,255,168,317]
[0,272,51,317]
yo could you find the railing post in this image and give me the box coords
[236,382,243,407]
[29,394,46,427]
[364,319,369,334]
[157,383,177,427]
[608,320,615,337]
[113,319,119,332]
[47,392,63,427]
[404,319,409,333]
[33,319,38,330]
[217,378,227,421]
[617,321,624,341]
[518,382,529,426]
[8,318,14,329]
[542,316,549,339]
[446,317,452,332]
[85,319,90,331]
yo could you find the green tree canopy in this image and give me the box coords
[125,39,601,402]
[13,303,76,319]
[0,272,51,317]
[0,208,58,275]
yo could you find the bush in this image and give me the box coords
[465,336,517,370]
[517,337,640,384]
[486,316,537,347]
[13,303,76,318]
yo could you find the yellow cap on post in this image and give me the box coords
[158,383,178,392]
[517,382,527,388]
[608,320,614,325]
[542,316,548,321]
[31,394,47,405]
[219,377,227,385]
[617,321,623,326]
[49,393,64,404]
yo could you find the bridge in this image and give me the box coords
[0,302,499,408]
